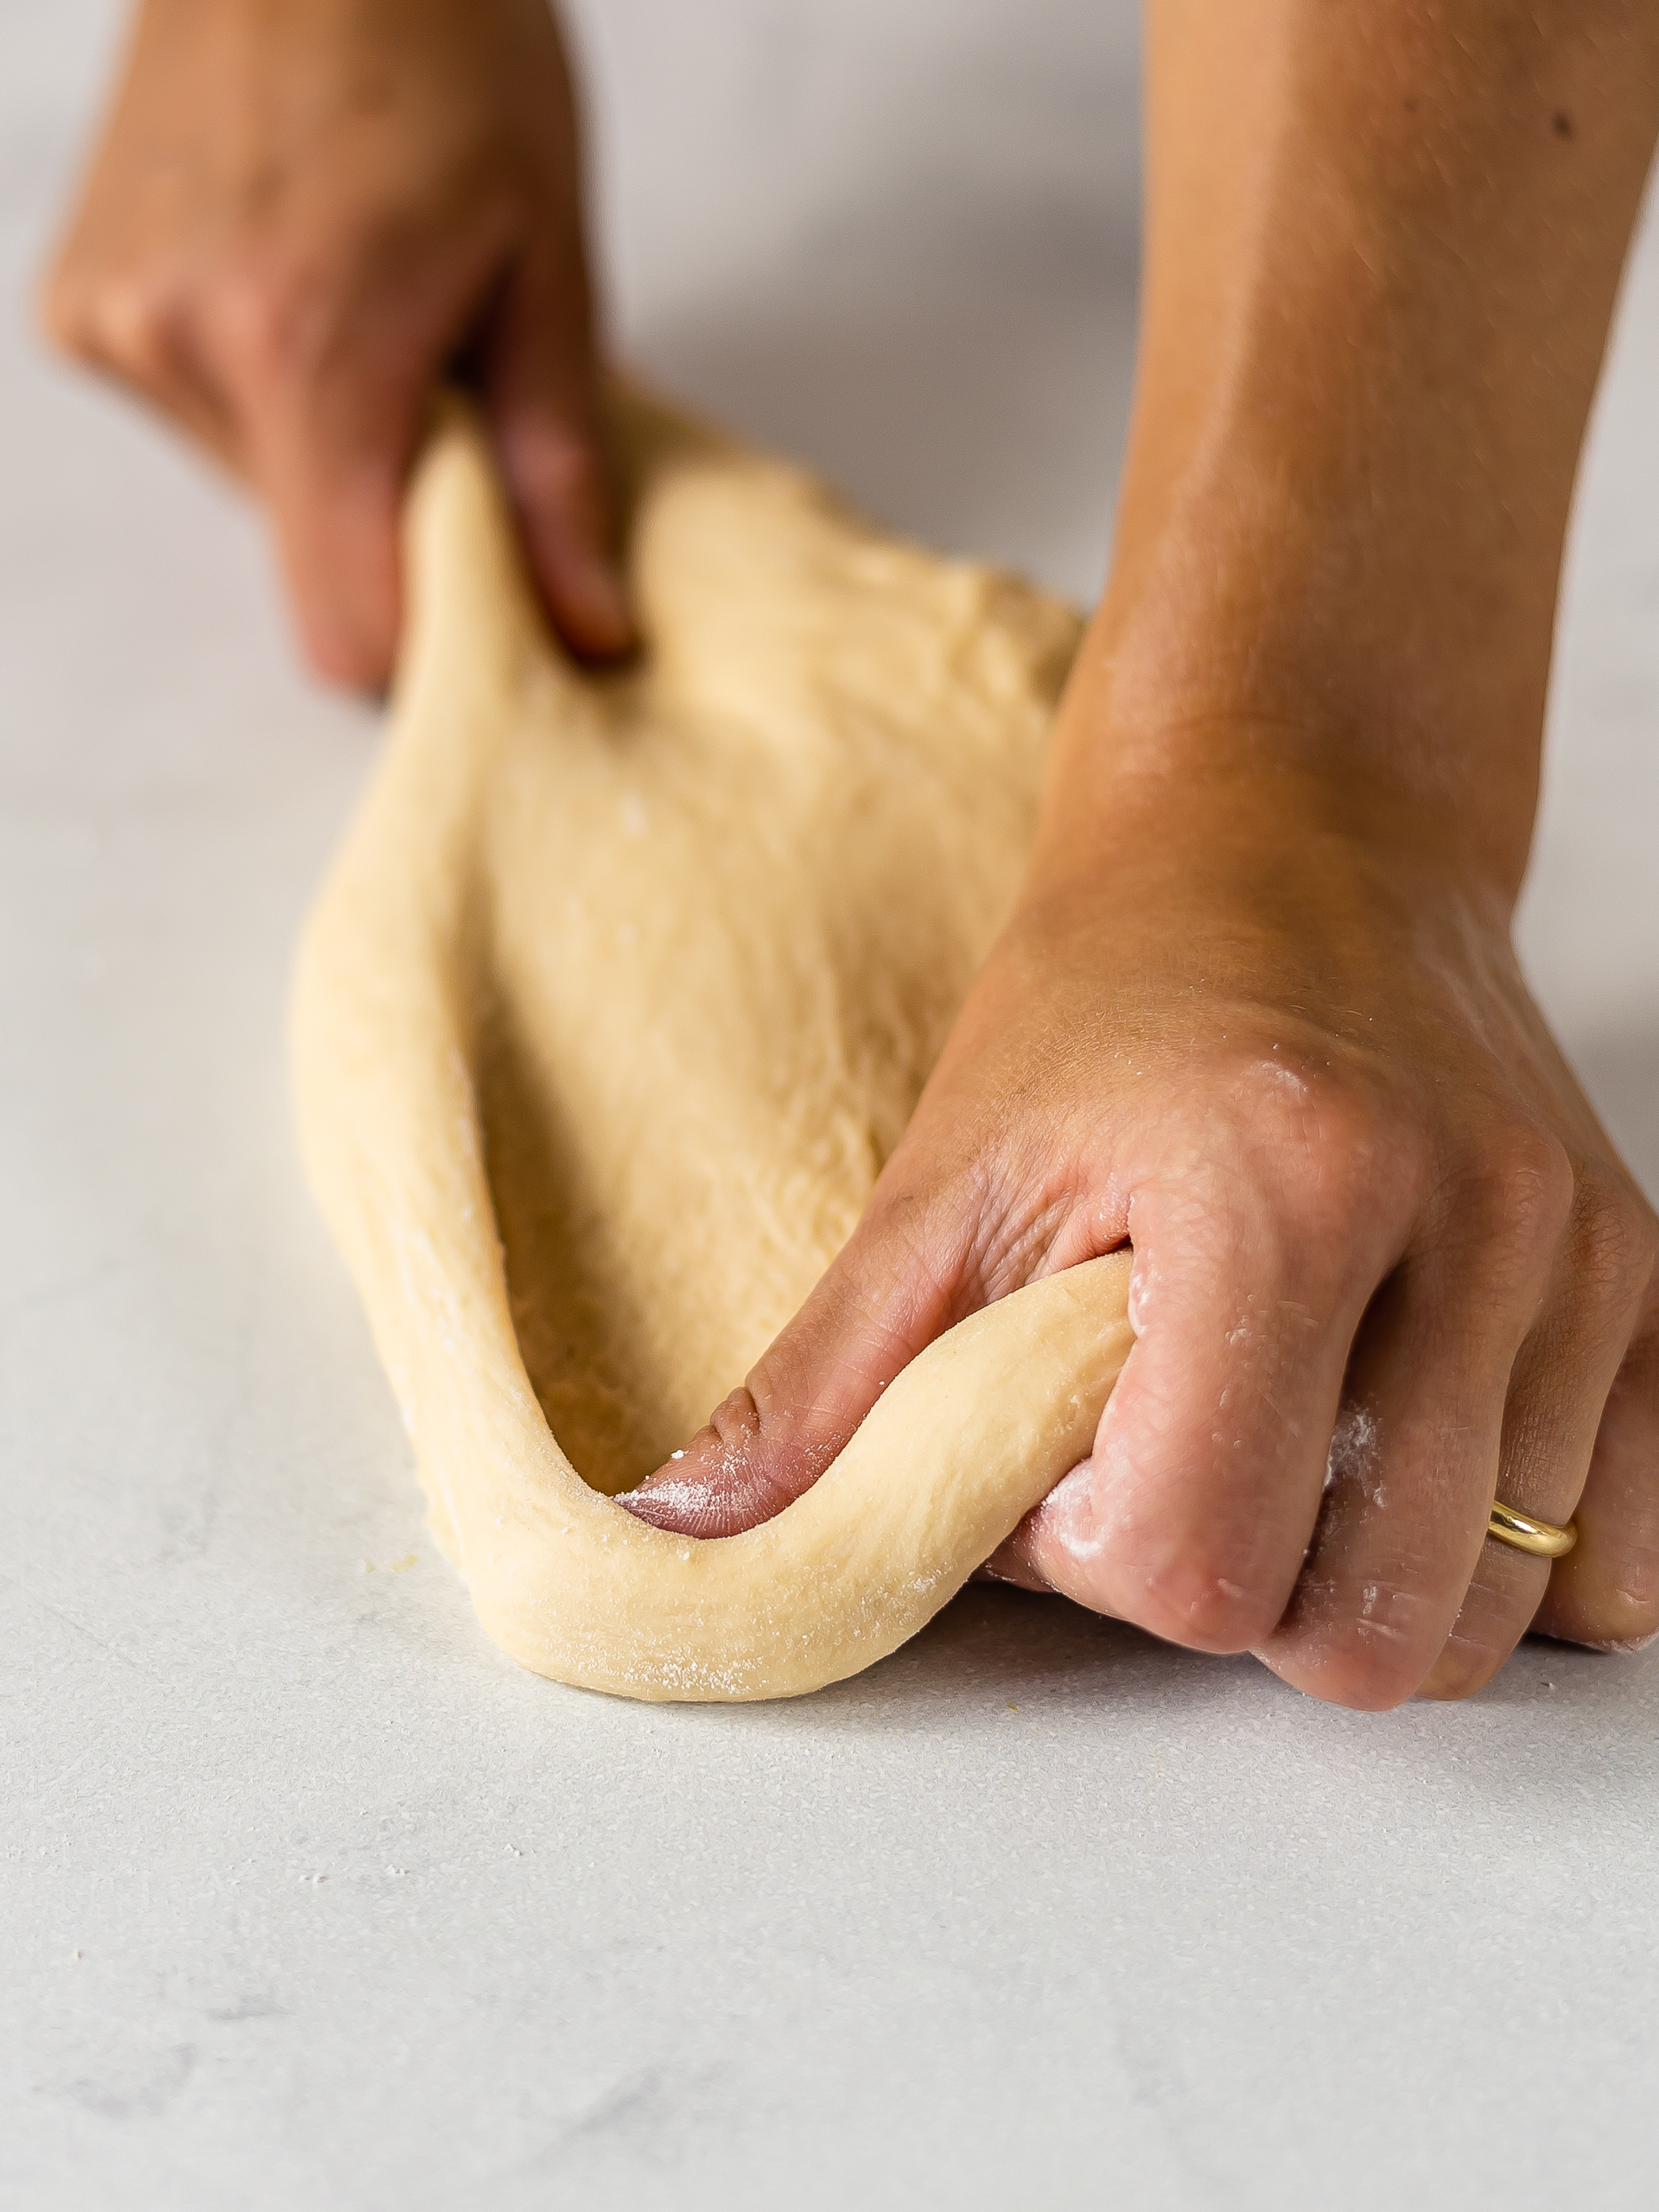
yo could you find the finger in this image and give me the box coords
[40,249,245,476]
[477,245,633,661]
[1420,1185,1655,1697]
[1257,1131,1576,1705]
[221,296,416,691]
[1535,1266,1659,1652]
[620,1193,968,1537]
[1255,1253,1540,1707]
[1014,1139,1396,1655]
[206,204,519,689]
[985,1459,1114,1598]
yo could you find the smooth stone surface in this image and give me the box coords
[3,4,1657,2206]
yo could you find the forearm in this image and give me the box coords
[1048,0,1659,900]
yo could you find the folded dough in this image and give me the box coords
[291,393,1134,1701]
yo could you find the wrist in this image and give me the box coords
[1074,3,1659,921]
[1033,672,1534,930]
[1049,489,1546,905]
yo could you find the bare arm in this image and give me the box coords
[626,0,1659,1705]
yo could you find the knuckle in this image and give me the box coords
[1278,1574,1447,1708]
[1573,1178,1659,1312]
[1128,1549,1285,1655]
[1423,1124,1575,1311]
[38,258,91,353]
[502,417,606,509]
[207,264,287,374]
[206,251,328,385]
[106,278,182,375]
[705,1386,765,1456]
[1230,1059,1416,1243]
[1468,1125,1575,1259]
[40,255,183,377]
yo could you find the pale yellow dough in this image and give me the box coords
[291,394,1134,1701]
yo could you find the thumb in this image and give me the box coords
[620,1211,964,1538]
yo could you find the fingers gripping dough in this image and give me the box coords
[291,397,1134,1701]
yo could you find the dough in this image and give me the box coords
[291,392,1134,1701]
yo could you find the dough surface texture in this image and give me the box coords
[292,396,1134,1701]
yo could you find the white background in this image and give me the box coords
[3,3,1658,2204]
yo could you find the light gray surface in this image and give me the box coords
[3,4,1658,2205]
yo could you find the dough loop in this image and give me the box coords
[292,396,1133,1700]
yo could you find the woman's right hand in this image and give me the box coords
[41,0,631,688]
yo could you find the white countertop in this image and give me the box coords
[5,5,1658,2205]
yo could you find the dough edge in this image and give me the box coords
[290,407,1135,1703]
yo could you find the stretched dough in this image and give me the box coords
[291,394,1134,1701]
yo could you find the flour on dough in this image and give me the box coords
[291,392,1133,1701]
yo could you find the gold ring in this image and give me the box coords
[1487,1497,1578,1560]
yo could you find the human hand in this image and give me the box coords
[41,0,629,687]
[620,0,1659,1709]
[623,744,1659,1707]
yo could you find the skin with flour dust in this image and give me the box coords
[43,0,1659,1707]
